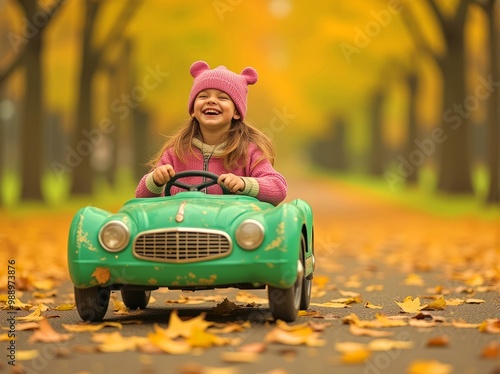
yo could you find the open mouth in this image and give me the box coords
[202,109,221,116]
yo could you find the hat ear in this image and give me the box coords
[241,67,258,85]
[190,61,210,78]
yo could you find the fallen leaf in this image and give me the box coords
[480,341,500,358]
[479,319,500,334]
[4,298,32,311]
[445,298,465,306]
[365,301,383,309]
[212,298,240,315]
[235,291,268,304]
[237,342,268,353]
[54,304,76,311]
[465,298,485,304]
[365,284,384,292]
[404,273,425,286]
[91,267,110,285]
[28,318,72,343]
[339,348,371,364]
[220,351,260,363]
[146,329,191,354]
[349,324,393,338]
[426,335,450,347]
[339,289,361,298]
[62,322,122,332]
[112,299,129,315]
[265,326,326,347]
[93,331,147,353]
[451,320,481,329]
[17,350,39,361]
[187,327,237,348]
[424,296,446,310]
[395,296,427,313]
[158,310,213,339]
[407,359,452,374]
[16,322,40,331]
[16,304,44,322]
[310,302,350,308]
[367,339,414,351]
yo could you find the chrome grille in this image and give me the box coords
[133,229,232,263]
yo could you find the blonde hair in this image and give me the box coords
[147,118,276,170]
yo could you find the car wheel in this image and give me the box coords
[121,289,151,309]
[299,235,312,310]
[267,254,303,322]
[74,286,110,322]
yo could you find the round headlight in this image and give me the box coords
[99,220,130,252]
[235,219,265,250]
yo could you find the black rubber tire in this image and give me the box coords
[121,290,151,310]
[299,235,312,310]
[74,286,110,322]
[267,245,304,322]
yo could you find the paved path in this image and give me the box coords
[3,174,499,374]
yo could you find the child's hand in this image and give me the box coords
[218,173,245,193]
[153,164,175,186]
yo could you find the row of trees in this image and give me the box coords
[0,0,144,204]
[312,0,499,204]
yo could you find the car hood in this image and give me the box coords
[119,192,272,231]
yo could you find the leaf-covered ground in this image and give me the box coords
[1,177,499,373]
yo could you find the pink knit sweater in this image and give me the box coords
[135,140,287,206]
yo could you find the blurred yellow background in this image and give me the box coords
[0,0,498,209]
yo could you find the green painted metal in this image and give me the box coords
[68,191,314,291]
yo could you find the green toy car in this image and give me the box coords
[68,171,315,322]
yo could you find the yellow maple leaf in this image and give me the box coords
[147,330,191,354]
[395,296,427,313]
[425,296,446,310]
[349,324,394,338]
[340,348,371,364]
[407,359,452,374]
[28,318,72,343]
[368,339,414,351]
[187,327,235,348]
[17,350,39,361]
[93,331,145,353]
[159,310,213,339]
[54,304,76,311]
[365,301,383,309]
[265,326,326,347]
[404,273,425,286]
[91,267,110,285]
[16,304,44,322]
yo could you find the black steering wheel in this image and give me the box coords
[164,170,231,196]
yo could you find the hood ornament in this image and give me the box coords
[175,201,187,223]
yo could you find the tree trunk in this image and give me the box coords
[369,89,385,176]
[20,2,44,201]
[403,70,419,184]
[70,1,99,196]
[437,24,474,193]
[486,0,499,204]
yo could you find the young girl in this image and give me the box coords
[135,60,287,206]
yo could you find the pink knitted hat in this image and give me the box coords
[188,60,258,120]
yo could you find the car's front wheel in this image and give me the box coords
[267,248,304,322]
[74,286,110,322]
[121,289,151,310]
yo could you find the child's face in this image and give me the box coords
[192,89,240,130]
